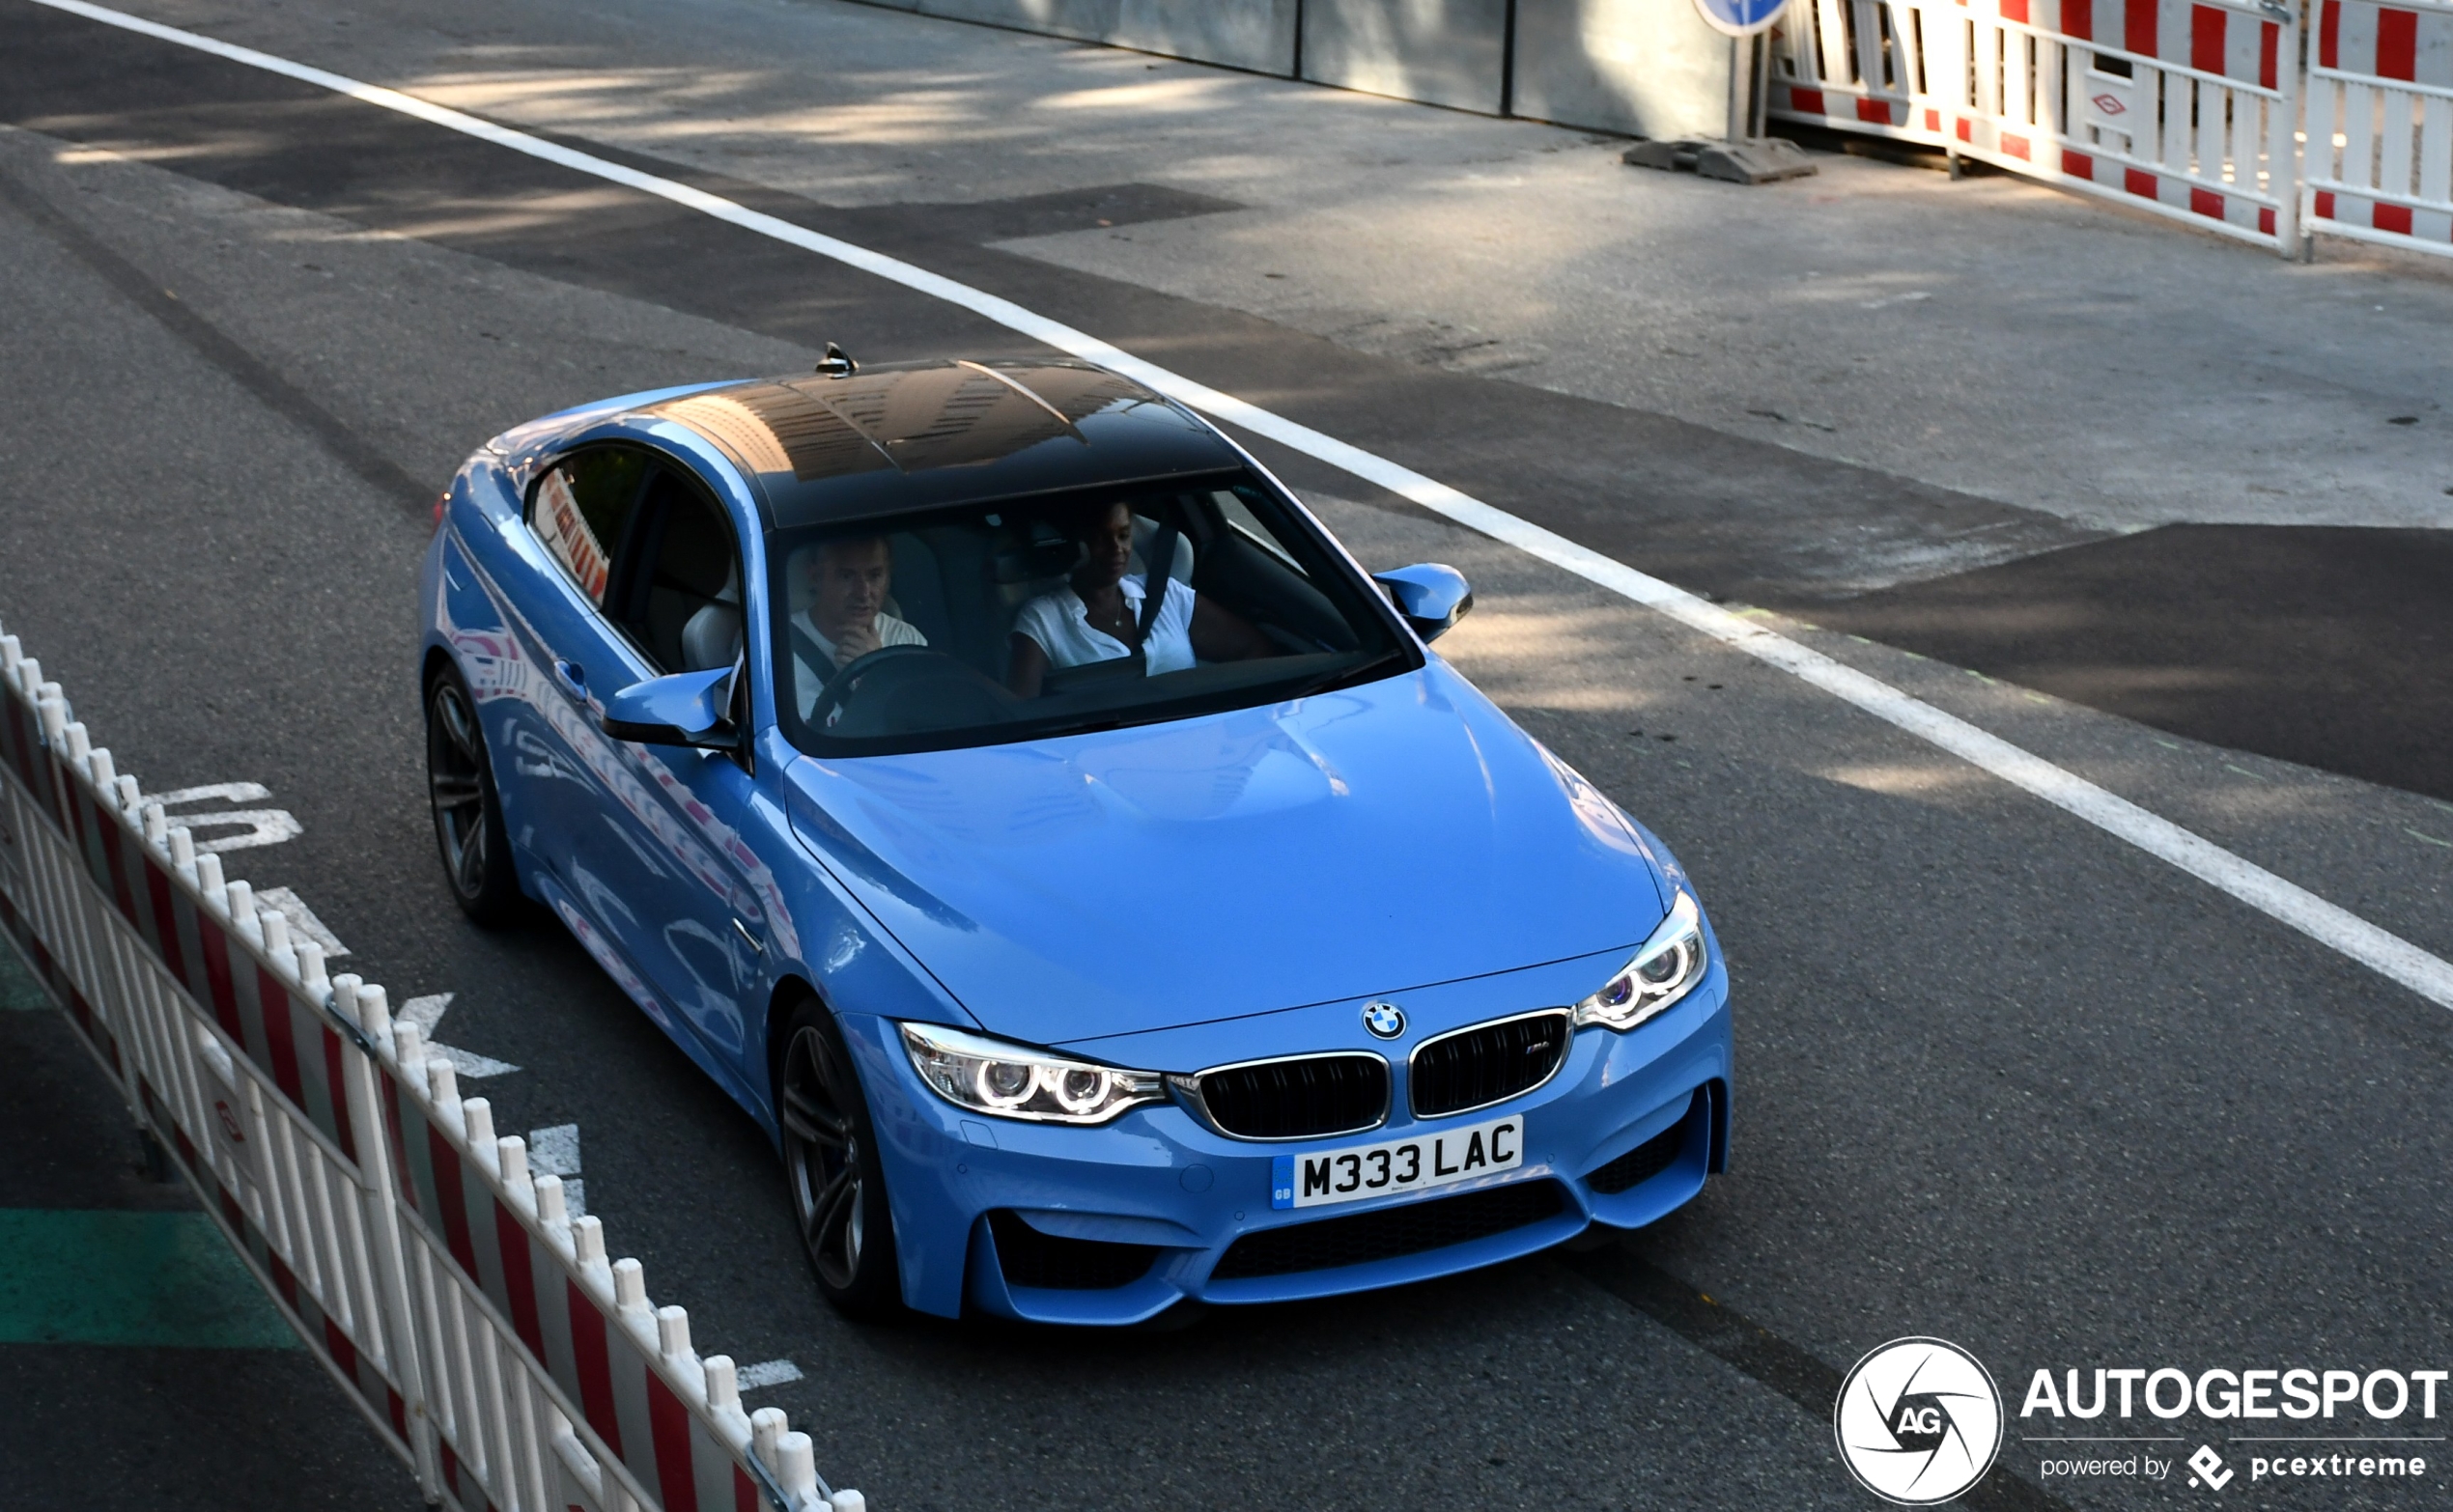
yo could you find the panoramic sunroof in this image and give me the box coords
[654,361,1143,483]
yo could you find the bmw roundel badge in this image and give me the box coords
[1362,1002,1406,1039]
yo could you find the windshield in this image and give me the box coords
[769,475,1415,755]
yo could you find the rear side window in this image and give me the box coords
[616,474,743,675]
[530,447,647,605]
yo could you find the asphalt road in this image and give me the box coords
[1,3,2449,1510]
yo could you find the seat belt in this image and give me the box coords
[1136,522,1178,645]
[789,623,842,715]
[790,623,833,684]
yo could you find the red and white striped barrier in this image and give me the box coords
[0,629,418,1460]
[379,1004,856,1512]
[1767,0,1924,137]
[2304,0,2453,247]
[0,618,861,1512]
[1768,0,2302,254]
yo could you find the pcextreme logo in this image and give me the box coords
[1835,1337,2005,1504]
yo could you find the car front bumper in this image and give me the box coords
[843,969,1733,1324]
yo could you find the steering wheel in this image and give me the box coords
[811,644,961,723]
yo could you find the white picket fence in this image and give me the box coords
[1767,0,2453,259]
[0,617,862,1512]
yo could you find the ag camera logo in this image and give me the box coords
[1836,1336,2004,1504]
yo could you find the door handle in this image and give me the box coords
[552,660,588,702]
[732,918,765,956]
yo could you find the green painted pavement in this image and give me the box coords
[3,889,296,1348]
[0,1209,297,1347]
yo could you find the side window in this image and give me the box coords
[616,470,744,675]
[530,448,647,605]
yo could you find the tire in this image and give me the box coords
[424,664,524,927]
[775,997,903,1317]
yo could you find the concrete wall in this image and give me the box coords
[1512,0,1734,140]
[865,0,1298,73]
[858,0,1734,139]
[1114,0,1296,71]
[1299,0,1510,115]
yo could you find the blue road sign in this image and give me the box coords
[1693,0,1787,35]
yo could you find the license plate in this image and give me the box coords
[1269,1115,1524,1210]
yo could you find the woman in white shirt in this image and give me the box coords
[1008,502,1270,697]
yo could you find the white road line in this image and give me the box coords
[34,0,2453,1012]
[737,1359,805,1391]
[527,1123,584,1216]
[148,781,273,807]
[176,808,305,853]
[398,992,454,1035]
[255,885,350,958]
[151,780,305,853]
[399,991,522,1078]
[526,1121,582,1176]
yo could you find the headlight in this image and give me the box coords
[898,1022,1166,1125]
[1572,891,1707,1030]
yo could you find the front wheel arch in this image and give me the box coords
[423,657,525,927]
[419,645,457,701]
[763,973,824,1136]
[770,985,903,1317]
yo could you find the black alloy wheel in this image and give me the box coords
[425,667,522,926]
[777,998,900,1316]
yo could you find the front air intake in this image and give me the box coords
[1209,1180,1567,1279]
[1409,1010,1570,1118]
[986,1211,1159,1290]
[1191,1053,1388,1140]
[1586,1122,1684,1194]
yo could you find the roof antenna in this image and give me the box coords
[816,343,858,378]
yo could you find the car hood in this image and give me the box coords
[782,661,1668,1047]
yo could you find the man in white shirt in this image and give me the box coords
[792,535,925,719]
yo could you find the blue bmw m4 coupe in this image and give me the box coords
[418,355,1731,1324]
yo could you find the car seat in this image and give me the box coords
[680,566,742,673]
[1130,516,1196,589]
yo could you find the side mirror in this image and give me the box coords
[601,667,735,746]
[1373,564,1474,643]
